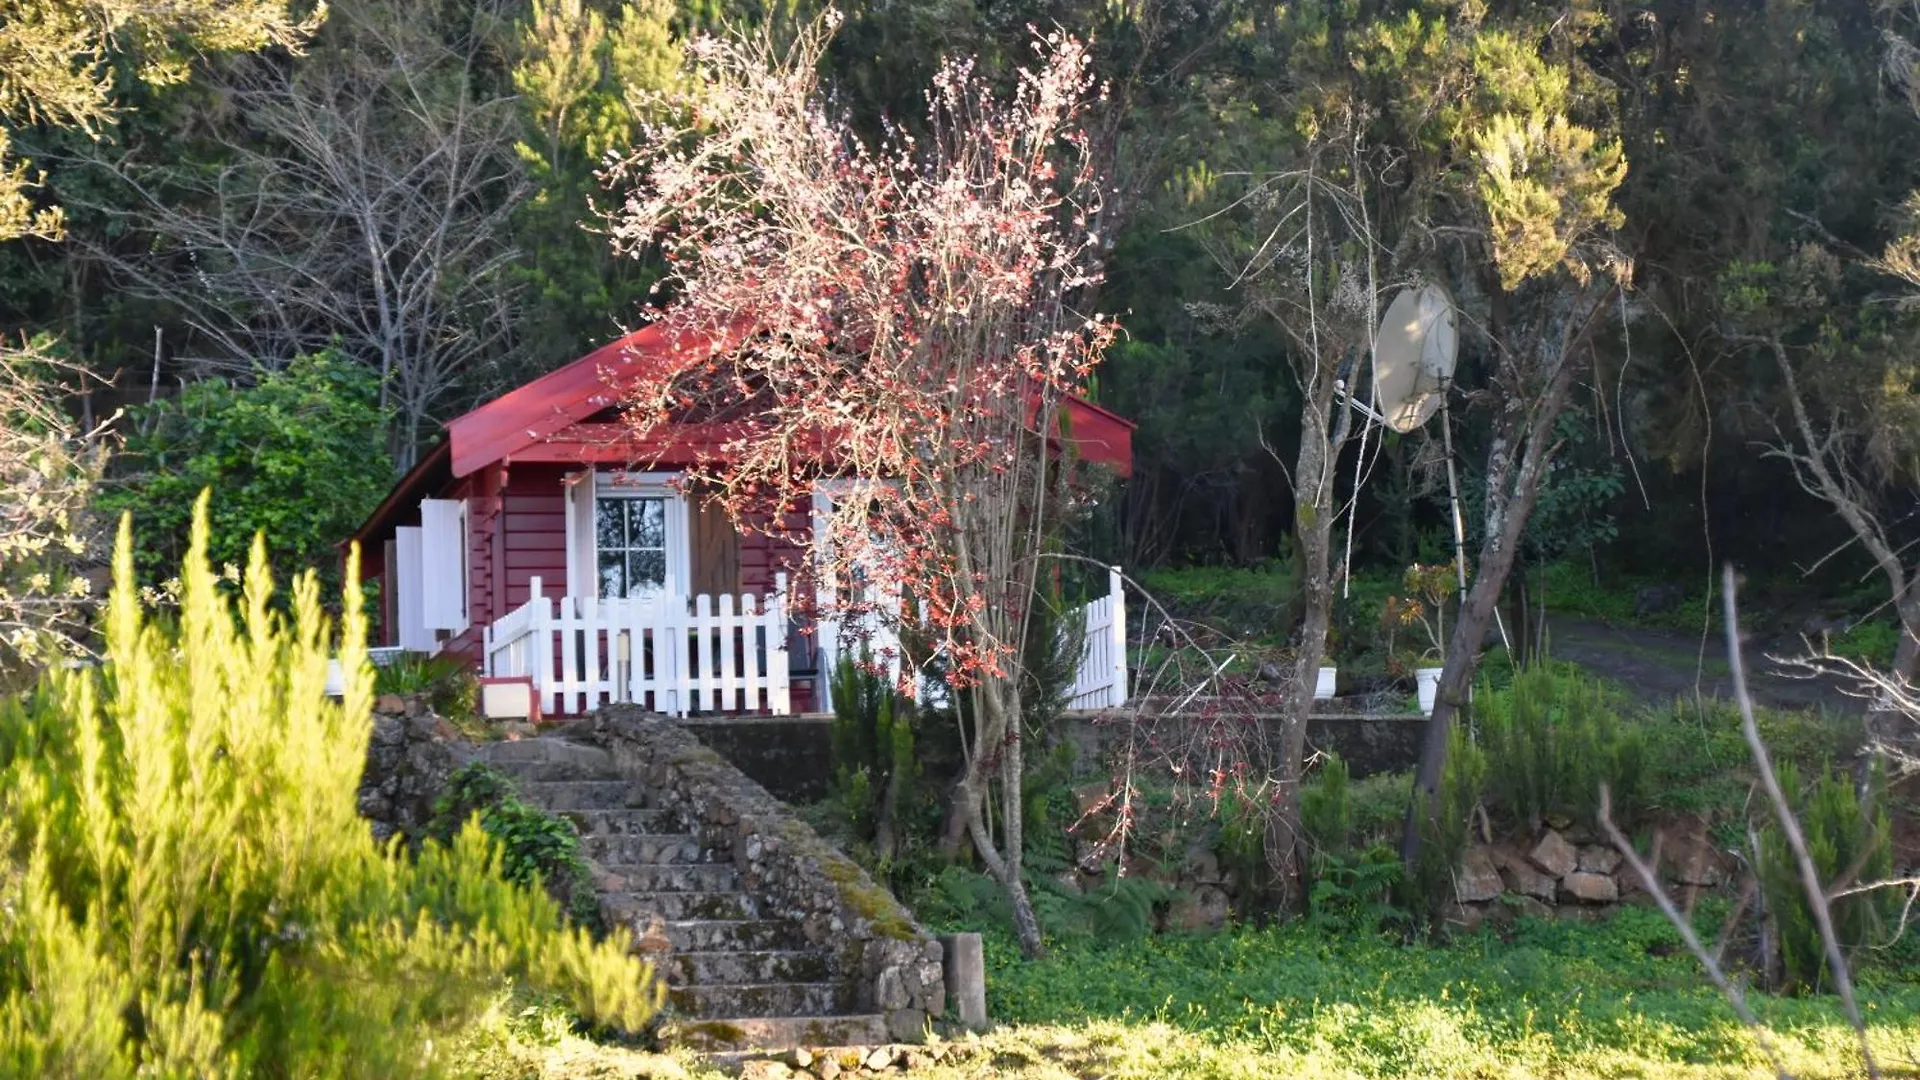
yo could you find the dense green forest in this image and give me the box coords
[4,0,1918,600]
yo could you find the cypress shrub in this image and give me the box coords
[0,496,660,1078]
[1758,761,1895,993]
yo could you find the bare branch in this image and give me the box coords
[1724,564,1880,1079]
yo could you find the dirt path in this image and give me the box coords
[1540,615,1860,715]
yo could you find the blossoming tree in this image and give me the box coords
[607,15,1115,958]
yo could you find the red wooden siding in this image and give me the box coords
[738,506,810,596]
[498,464,572,608]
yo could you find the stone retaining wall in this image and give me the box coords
[591,706,946,1041]
[358,693,471,842]
[681,717,835,803]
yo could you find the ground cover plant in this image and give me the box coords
[969,909,1920,1080]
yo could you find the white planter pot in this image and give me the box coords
[1314,665,1337,701]
[1416,667,1444,715]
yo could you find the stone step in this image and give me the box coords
[557,807,675,835]
[668,981,850,1018]
[666,950,834,987]
[477,739,614,770]
[515,779,644,811]
[662,1014,892,1053]
[663,919,811,953]
[492,760,625,783]
[583,833,714,866]
[609,863,741,894]
[605,889,758,921]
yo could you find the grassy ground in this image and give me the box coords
[467,906,1920,1079]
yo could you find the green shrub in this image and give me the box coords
[1829,619,1900,666]
[95,352,393,599]
[1301,754,1354,858]
[0,498,658,1078]
[827,654,918,858]
[1300,757,1411,933]
[1348,770,1415,848]
[1758,761,1895,993]
[1214,785,1273,906]
[430,763,601,930]
[378,651,483,730]
[1406,726,1486,924]
[1478,661,1643,830]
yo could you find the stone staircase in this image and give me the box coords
[476,737,892,1050]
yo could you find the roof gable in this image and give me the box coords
[444,323,1134,478]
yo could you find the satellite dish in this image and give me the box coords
[1372,284,1458,434]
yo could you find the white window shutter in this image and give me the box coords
[419,498,468,631]
[564,471,594,598]
[393,526,435,651]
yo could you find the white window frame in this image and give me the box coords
[565,469,689,600]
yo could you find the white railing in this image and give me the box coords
[483,574,792,718]
[1065,566,1129,710]
[814,565,1130,713]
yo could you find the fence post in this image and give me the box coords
[1107,566,1127,708]
[528,577,553,717]
[769,573,791,715]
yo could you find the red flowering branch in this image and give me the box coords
[606,13,1115,959]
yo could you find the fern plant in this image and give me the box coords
[0,495,660,1078]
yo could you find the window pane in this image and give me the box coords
[597,550,625,599]
[596,499,625,550]
[633,498,666,549]
[629,550,666,592]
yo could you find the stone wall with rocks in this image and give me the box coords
[591,706,945,1041]
[1445,821,1734,931]
[681,717,835,803]
[357,693,471,843]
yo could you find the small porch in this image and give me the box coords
[480,567,1131,720]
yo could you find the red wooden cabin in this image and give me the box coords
[348,325,1134,718]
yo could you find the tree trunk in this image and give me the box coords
[1400,301,1597,869]
[1265,361,1350,912]
[957,673,1046,959]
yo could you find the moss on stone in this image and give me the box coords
[820,857,917,941]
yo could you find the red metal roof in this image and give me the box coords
[444,323,1134,479]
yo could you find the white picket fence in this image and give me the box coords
[483,565,1129,718]
[1065,566,1129,710]
[814,565,1130,713]
[484,574,792,718]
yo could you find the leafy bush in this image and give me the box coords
[1758,761,1895,992]
[95,351,393,598]
[0,499,657,1078]
[431,763,601,930]
[1478,661,1644,830]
